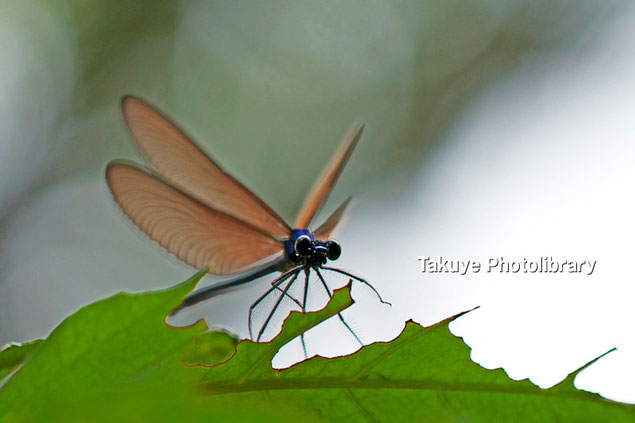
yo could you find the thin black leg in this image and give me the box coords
[272,283,302,308]
[255,270,300,342]
[248,266,302,340]
[300,268,310,358]
[321,266,391,306]
[314,268,363,346]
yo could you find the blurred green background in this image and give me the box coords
[0,0,615,222]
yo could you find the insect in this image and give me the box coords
[106,96,389,356]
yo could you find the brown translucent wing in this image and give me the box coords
[313,197,352,241]
[293,123,364,230]
[106,161,284,275]
[121,95,291,238]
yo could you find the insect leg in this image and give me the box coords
[255,270,301,342]
[272,284,303,309]
[248,266,302,340]
[314,268,363,347]
[300,268,310,359]
[321,266,391,306]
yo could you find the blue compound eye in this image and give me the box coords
[326,240,341,261]
[294,235,312,256]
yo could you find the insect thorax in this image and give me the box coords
[283,229,332,268]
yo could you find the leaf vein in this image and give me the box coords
[202,378,633,407]
[344,387,376,423]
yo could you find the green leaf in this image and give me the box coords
[0,268,318,422]
[0,340,43,382]
[193,298,635,422]
[183,331,237,366]
[0,269,633,422]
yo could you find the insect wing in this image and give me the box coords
[293,123,364,230]
[313,197,351,240]
[121,95,291,238]
[106,162,284,275]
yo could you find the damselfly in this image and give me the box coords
[106,96,389,355]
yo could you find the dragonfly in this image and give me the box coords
[106,96,389,356]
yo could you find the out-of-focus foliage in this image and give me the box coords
[1,269,633,422]
[1,0,607,218]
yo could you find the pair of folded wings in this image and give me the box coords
[106,96,362,275]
